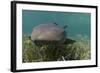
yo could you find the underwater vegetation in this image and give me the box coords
[22,34,91,63]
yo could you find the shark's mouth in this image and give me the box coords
[33,38,76,46]
[33,40,62,46]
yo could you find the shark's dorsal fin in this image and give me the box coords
[63,25,68,29]
[54,22,58,25]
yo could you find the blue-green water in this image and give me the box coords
[22,10,91,39]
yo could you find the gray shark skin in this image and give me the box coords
[31,23,67,45]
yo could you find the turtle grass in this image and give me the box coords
[22,35,91,63]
